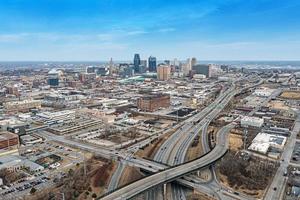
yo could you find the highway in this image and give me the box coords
[107,161,125,192]
[134,79,263,199]
[167,89,236,200]
[144,86,236,200]
[100,122,235,200]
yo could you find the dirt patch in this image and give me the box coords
[268,100,289,110]
[280,91,300,100]
[187,192,216,200]
[229,133,243,151]
[118,166,144,187]
[186,134,203,162]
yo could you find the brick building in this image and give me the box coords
[137,94,170,112]
[0,132,19,150]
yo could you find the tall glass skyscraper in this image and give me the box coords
[133,54,141,73]
[148,56,157,72]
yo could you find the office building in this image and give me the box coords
[97,67,109,76]
[148,56,157,72]
[48,69,61,86]
[109,58,114,75]
[191,57,197,67]
[157,65,171,81]
[123,65,135,77]
[134,54,141,73]
[137,93,170,112]
[192,64,212,78]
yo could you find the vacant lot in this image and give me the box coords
[229,133,243,151]
[280,91,300,100]
[217,151,278,198]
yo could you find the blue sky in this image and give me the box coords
[0,0,299,61]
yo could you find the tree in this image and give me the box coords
[30,187,37,194]
[68,169,74,177]
[92,193,97,198]
[88,186,92,192]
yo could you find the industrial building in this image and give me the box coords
[47,118,103,135]
[20,135,43,145]
[253,88,274,97]
[3,99,41,113]
[0,155,44,172]
[0,131,19,150]
[137,93,170,112]
[248,132,287,155]
[241,116,264,128]
[36,110,76,123]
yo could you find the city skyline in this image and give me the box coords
[0,0,300,61]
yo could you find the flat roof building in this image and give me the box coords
[137,93,170,112]
[157,65,171,81]
[0,131,19,150]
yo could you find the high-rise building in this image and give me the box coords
[157,65,171,81]
[192,64,212,78]
[164,60,170,65]
[109,58,114,75]
[48,69,61,87]
[123,65,135,77]
[191,57,197,67]
[182,58,192,76]
[134,54,141,73]
[148,56,157,72]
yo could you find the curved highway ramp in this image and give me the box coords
[100,123,235,200]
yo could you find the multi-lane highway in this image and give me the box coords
[100,122,235,200]
[102,79,264,199]
[144,86,236,200]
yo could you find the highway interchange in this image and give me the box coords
[101,80,253,200]
[37,77,297,200]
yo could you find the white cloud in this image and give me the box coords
[157,28,176,33]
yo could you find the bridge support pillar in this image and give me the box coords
[163,183,167,200]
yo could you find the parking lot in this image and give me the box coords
[0,173,54,200]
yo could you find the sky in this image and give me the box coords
[0,0,300,61]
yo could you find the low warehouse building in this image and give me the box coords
[241,116,264,128]
[248,132,287,155]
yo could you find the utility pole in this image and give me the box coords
[243,126,248,150]
[83,153,87,177]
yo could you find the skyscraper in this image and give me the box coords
[148,56,157,72]
[109,57,114,75]
[134,54,141,73]
[191,57,197,67]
